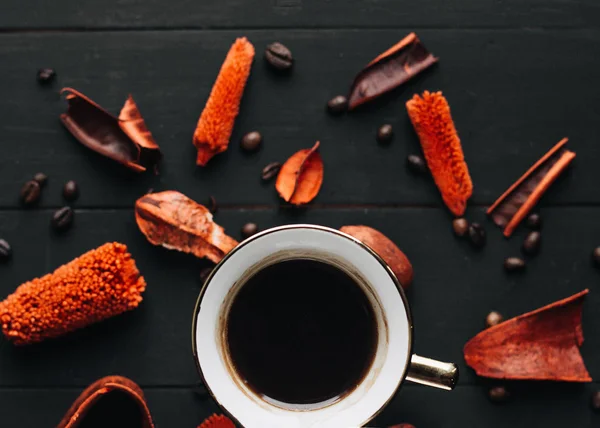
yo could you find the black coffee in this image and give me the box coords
[226,259,377,406]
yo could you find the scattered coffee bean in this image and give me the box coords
[261,162,281,181]
[406,154,428,175]
[522,231,541,255]
[51,206,74,231]
[63,180,79,201]
[526,213,542,230]
[504,257,526,272]
[20,180,41,206]
[488,386,510,403]
[592,247,600,268]
[591,390,600,412]
[452,218,469,237]
[327,95,348,115]
[241,222,258,239]
[376,124,394,144]
[33,172,48,187]
[264,42,293,71]
[467,223,486,249]
[241,131,262,152]
[199,267,214,283]
[37,68,56,84]
[0,239,11,262]
[485,311,504,328]
[208,196,218,214]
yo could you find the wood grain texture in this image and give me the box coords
[0,0,598,29]
[0,30,598,208]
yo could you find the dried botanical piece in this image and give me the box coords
[406,91,473,216]
[194,38,255,166]
[275,142,324,205]
[340,225,413,289]
[198,414,236,428]
[60,88,161,173]
[464,289,592,382]
[0,242,146,345]
[58,376,154,428]
[135,191,238,263]
[487,138,575,237]
[348,33,438,109]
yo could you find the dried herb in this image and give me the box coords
[197,414,236,428]
[275,142,324,205]
[464,289,592,382]
[487,138,575,237]
[135,191,238,263]
[348,33,438,110]
[340,225,413,289]
[194,38,255,166]
[406,91,472,216]
[60,88,162,173]
[0,243,146,345]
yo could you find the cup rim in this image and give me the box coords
[191,224,414,427]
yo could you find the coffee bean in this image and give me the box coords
[488,386,510,403]
[264,42,293,71]
[522,231,541,255]
[406,154,428,175]
[51,206,74,231]
[376,124,394,144]
[241,222,258,239]
[20,180,41,206]
[452,218,469,237]
[327,95,348,115]
[261,162,281,181]
[467,223,486,249]
[199,267,214,284]
[485,311,504,328]
[241,131,262,152]
[37,68,56,84]
[526,213,542,230]
[592,247,600,268]
[504,257,526,272]
[591,391,600,412]
[0,239,11,262]
[208,196,218,214]
[63,180,79,201]
[33,172,48,187]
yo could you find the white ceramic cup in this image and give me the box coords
[192,225,458,428]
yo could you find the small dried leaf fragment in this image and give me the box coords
[194,37,255,166]
[60,88,161,172]
[464,289,591,382]
[487,138,575,237]
[340,225,413,289]
[197,414,236,428]
[135,191,238,263]
[276,141,324,205]
[406,91,472,216]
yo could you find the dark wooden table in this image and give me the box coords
[1,1,600,426]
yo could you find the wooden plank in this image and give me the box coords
[0,207,598,387]
[1,30,598,208]
[0,0,598,30]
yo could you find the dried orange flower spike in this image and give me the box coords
[0,242,146,345]
[198,414,236,428]
[194,37,255,166]
[406,91,473,216]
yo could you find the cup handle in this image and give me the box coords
[405,354,459,390]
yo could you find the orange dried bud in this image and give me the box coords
[194,37,255,166]
[275,141,324,205]
[406,91,473,216]
[0,242,146,345]
[198,414,236,428]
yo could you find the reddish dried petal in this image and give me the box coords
[276,141,324,205]
[135,191,238,263]
[464,290,591,382]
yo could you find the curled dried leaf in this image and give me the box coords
[60,88,161,173]
[464,289,591,382]
[135,191,238,263]
[275,141,323,205]
[340,225,413,289]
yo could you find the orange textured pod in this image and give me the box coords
[0,242,146,345]
[406,91,473,216]
[194,37,255,166]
